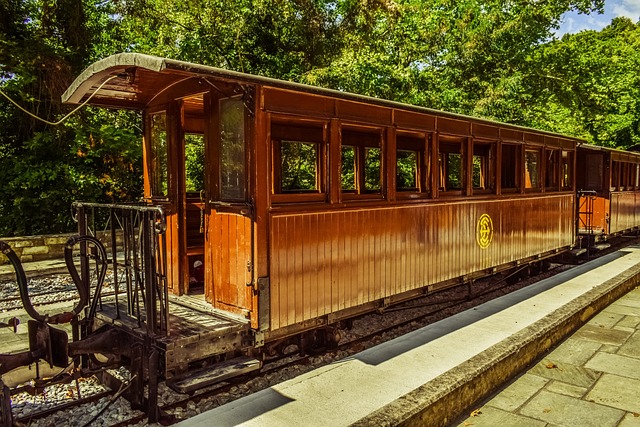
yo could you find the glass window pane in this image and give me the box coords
[397,149,418,190]
[472,155,484,189]
[439,140,464,192]
[446,153,463,190]
[545,149,558,188]
[611,161,620,189]
[525,149,539,189]
[562,150,573,189]
[364,147,381,191]
[281,141,318,191]
[341,146,356,190]
[219,98,245,200]
[185,134,205,194]
[501,144,519,189]
[150,112,168,197]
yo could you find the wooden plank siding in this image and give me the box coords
[609,191,640,234]
[268,194,574,329]
[206,211,253,318]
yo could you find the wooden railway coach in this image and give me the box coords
[63,53,578,370]
[576,144,640,242]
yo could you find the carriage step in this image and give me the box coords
[592,243,611,252]
[570,248,587,257]
[167,356,261,393]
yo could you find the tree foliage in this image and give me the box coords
[524,17,640,148]
[1,0,639,236]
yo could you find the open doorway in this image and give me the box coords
[182,94,207,295]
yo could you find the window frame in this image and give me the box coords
[544,148,560,192]
[147,108,170,201]
[500,142,521,193]
[270,117,328,204]
[340,125,385,201]
[524,147,542,192]
[395,131,430,199]
[472,139,496,195]
[561,150,574,190]
[611,160,621,191]
[218,96,248,201]
[437,135,466,195]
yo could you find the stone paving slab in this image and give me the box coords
[571,323,632,345]
[544,337,601,365]
[585,373,640,413]
[619,413,640,427]
[619,330,640,358]
[519,389,625,427]
[585,352,640,380]
[484,374,548,412]
[544,380,587,398]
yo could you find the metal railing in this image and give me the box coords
[72,202,169,337]
[577,190,597,233]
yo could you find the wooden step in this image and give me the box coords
[166,356,262,394]
[593,243,611,252]
[570,248,587,257]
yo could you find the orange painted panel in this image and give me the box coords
[268,194,574,329]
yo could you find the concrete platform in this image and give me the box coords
[178,246,640,427]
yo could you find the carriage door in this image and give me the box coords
[205,95,254,320]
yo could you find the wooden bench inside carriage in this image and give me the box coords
[93,295,254,381]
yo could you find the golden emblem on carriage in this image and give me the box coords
[476,213,493,249]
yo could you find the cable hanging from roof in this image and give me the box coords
[0,75,118,126]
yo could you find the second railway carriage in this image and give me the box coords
[62,53,578,379]
[576,144,640,244]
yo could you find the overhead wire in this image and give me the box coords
[0,75,119,126]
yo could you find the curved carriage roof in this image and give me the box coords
[63,53,581,142]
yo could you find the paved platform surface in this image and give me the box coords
[178,246,640,427]
[454,284,640,427]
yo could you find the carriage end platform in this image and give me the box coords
[178,246,640,427]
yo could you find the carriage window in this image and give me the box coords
[611,161,620,190]
[545,149,559,189]
[624,163,633,189]
[636,165,639,188]
[185,134,205,194]
[364,147,381,191]
[501,144,519,190]
[341,146,356,190]
[438,140,464,192]
[584,153,603,190]
[341,128,382,195]
[272,122,323,194]
[561,150,573,189]
[219,98,245,200]
[473,142,494,192]
[397,150,418,190]
[396,134,427,192]
[525,149,540,189]
[621,162,629,189]
[280,142,318,191]
[150,112,168,198]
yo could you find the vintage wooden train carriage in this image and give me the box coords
[63,53,578,352]
[576,144,640,241]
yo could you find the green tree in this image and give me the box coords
[524,17,640,148]
[0,0,143,236]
